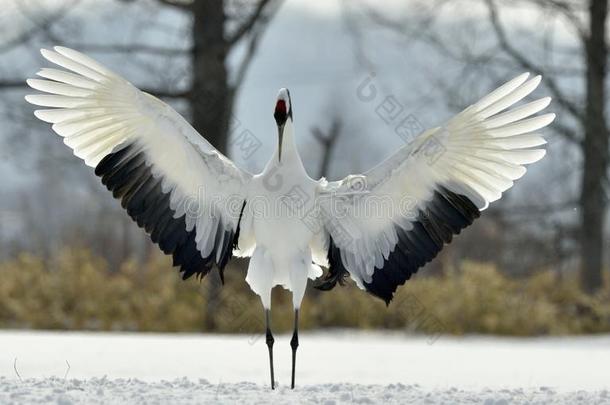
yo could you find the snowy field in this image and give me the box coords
[1,330,609,404]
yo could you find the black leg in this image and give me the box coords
[265,309,275,390]
[290,308,299,389]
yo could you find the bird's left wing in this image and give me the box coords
[26,47,251,281]
[316,73,554,303]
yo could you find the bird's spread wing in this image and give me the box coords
[316,73,554,303]
[26,47,251,281]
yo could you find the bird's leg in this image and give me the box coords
[265,309,275,390]
[290,308,299,389]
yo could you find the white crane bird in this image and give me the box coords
[26,47,554,389]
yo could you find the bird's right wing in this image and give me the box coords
[316,73,554,303]
[26,47,252,281]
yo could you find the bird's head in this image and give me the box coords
[274,88,293,162]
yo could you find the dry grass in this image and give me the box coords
[1,249,609,335]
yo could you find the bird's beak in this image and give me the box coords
[277,124,284,163]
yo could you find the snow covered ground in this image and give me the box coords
[1,330,609,404]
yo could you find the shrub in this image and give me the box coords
[0,249,608,335]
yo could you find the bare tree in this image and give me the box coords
[484,0,608,293]
[188,0,282,153]
[580,0,608,292]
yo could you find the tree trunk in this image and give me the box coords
[190,1,232,330]
[580,0,608,293]
[191,1,231,154]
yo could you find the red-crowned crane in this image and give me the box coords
[26,47,554,390]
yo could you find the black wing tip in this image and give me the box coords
[366,292,393,306]
[360,187,480,301]
[364,283,400,306]
[95,145,241,284]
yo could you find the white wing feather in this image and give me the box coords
[26,47,252,269]
[319,73,554,288]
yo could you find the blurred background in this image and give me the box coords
[0,0,608,337]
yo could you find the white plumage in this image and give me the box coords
[27,47,249,269]
[316,73,553,293]
[26,47,554,389]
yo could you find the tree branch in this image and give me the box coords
[0,81,27,90]
[485,0,585,125]
[492,199,579,218]
[311,118,342,178]
[231,27,264,92]
[55,42,190,56]
[0,0,80,53]
[230,0,282,91]
[142,88,190,99]
[156,0,192,11]
[533,0,588,39]
[342,0,449,72]
[226,0,280,45]
[552,120,582,144]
